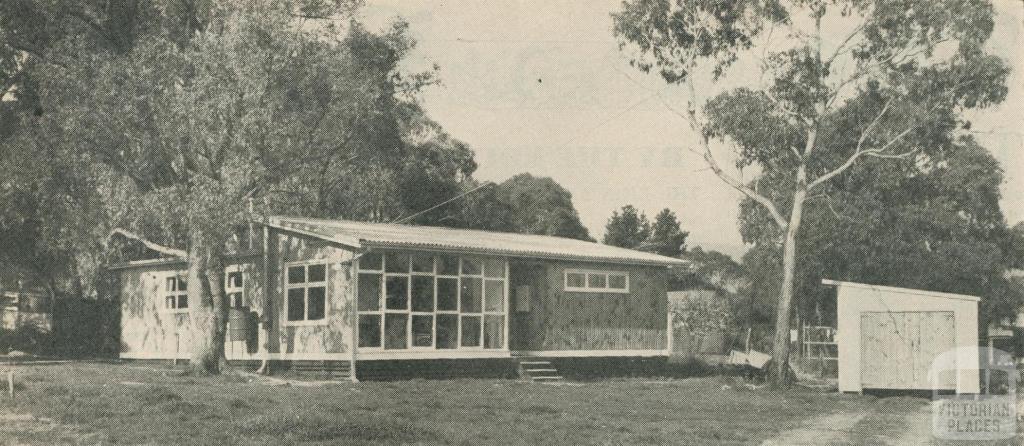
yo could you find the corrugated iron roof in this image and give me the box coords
[270,216,687,267]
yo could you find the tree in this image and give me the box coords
[645,208,689,257]
[603,205,651,249]
[614,0,1009,383]
[13,0,464,375]
[741,136,1021,328]
[452,173,593,241]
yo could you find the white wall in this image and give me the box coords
[835,283,980,394]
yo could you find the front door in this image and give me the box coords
[508,262,542,351]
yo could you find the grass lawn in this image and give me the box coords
[0,361,876,445]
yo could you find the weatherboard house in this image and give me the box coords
[113,217,685,379]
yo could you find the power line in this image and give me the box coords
[390,181,495,224]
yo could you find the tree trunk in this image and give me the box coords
[187,232,221,375]
[205,257,231,372]
[770,172,808,385]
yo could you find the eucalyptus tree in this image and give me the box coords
[26,0,444,374]
[614,0,1009,383]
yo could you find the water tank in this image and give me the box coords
[229,307,250,342]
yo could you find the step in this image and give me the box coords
[532,376,563,381]
[519,361,551,366]
[524,368,558,373]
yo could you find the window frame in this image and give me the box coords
[282,261,330,327]
[563,269,630,294]
[225,265,246,309]
[356,251,508,352]
[160,272,190,314]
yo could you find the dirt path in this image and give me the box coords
[760,410,871,445]
[760,398,935,446]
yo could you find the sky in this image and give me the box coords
[359,1,1024,259]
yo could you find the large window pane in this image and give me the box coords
[461,258,482,276]
[588,273,607,288]
[358,315,381,348]
[608,274,627,290]
[461,315,481,347]
[358,273,381,311]
[177,278,187,292]
[436,314,458,349]
[484,315,503,349]
[307,286,326,320]
[287,266,305,284]
[385,276,408,310]
[360,252,383,271]
[385,252,410,273]
[177,295,188,309]
[166,277,176,292]
[436,278,458,311]
[411,276,434,312]
[412,315,433,348]
[437,255,459,276]
[287,288,305,321]
[308,264,326,283]
[485,280,505,312]
[227,272,243,289]
[229,292,243,308]
[411,254,434,273]
[384,313,408,349]
[566,272,585,288]
[460,278,482,313]
[484,259,505,278]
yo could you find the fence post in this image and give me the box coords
[7,369,13,398]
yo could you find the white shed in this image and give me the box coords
[823,280,980,394]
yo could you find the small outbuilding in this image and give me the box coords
[824,279,980,394]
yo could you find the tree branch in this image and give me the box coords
[681,80,790,230]
[808,124,916,190]
[110,228,188,258]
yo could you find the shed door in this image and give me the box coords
[860,311,955,390]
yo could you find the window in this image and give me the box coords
[225,269,245,309]
[564,269,629,293]
[163,274,188,312]
[285,263,328,324]
[357,251,507,351]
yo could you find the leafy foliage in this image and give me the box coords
[670,291,734,340]
[603,205,651,249]
[646,208,689,257]
[604,206,689,256]
[615,0,1012,378]
[454,174,593,241]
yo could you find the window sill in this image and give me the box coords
[564,287,630,294]
[159,309,190,314]
[282,320,329,327]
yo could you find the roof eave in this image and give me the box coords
[361,241,687,267]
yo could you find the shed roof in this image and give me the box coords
[822,279,981,302]
[270,216,687,267]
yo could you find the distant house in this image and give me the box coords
[111,217,685,379]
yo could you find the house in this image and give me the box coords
[112,216,686,379]
[823,279,980,394]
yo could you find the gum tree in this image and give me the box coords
[613,0,1009,383]
[30,0,442,374]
